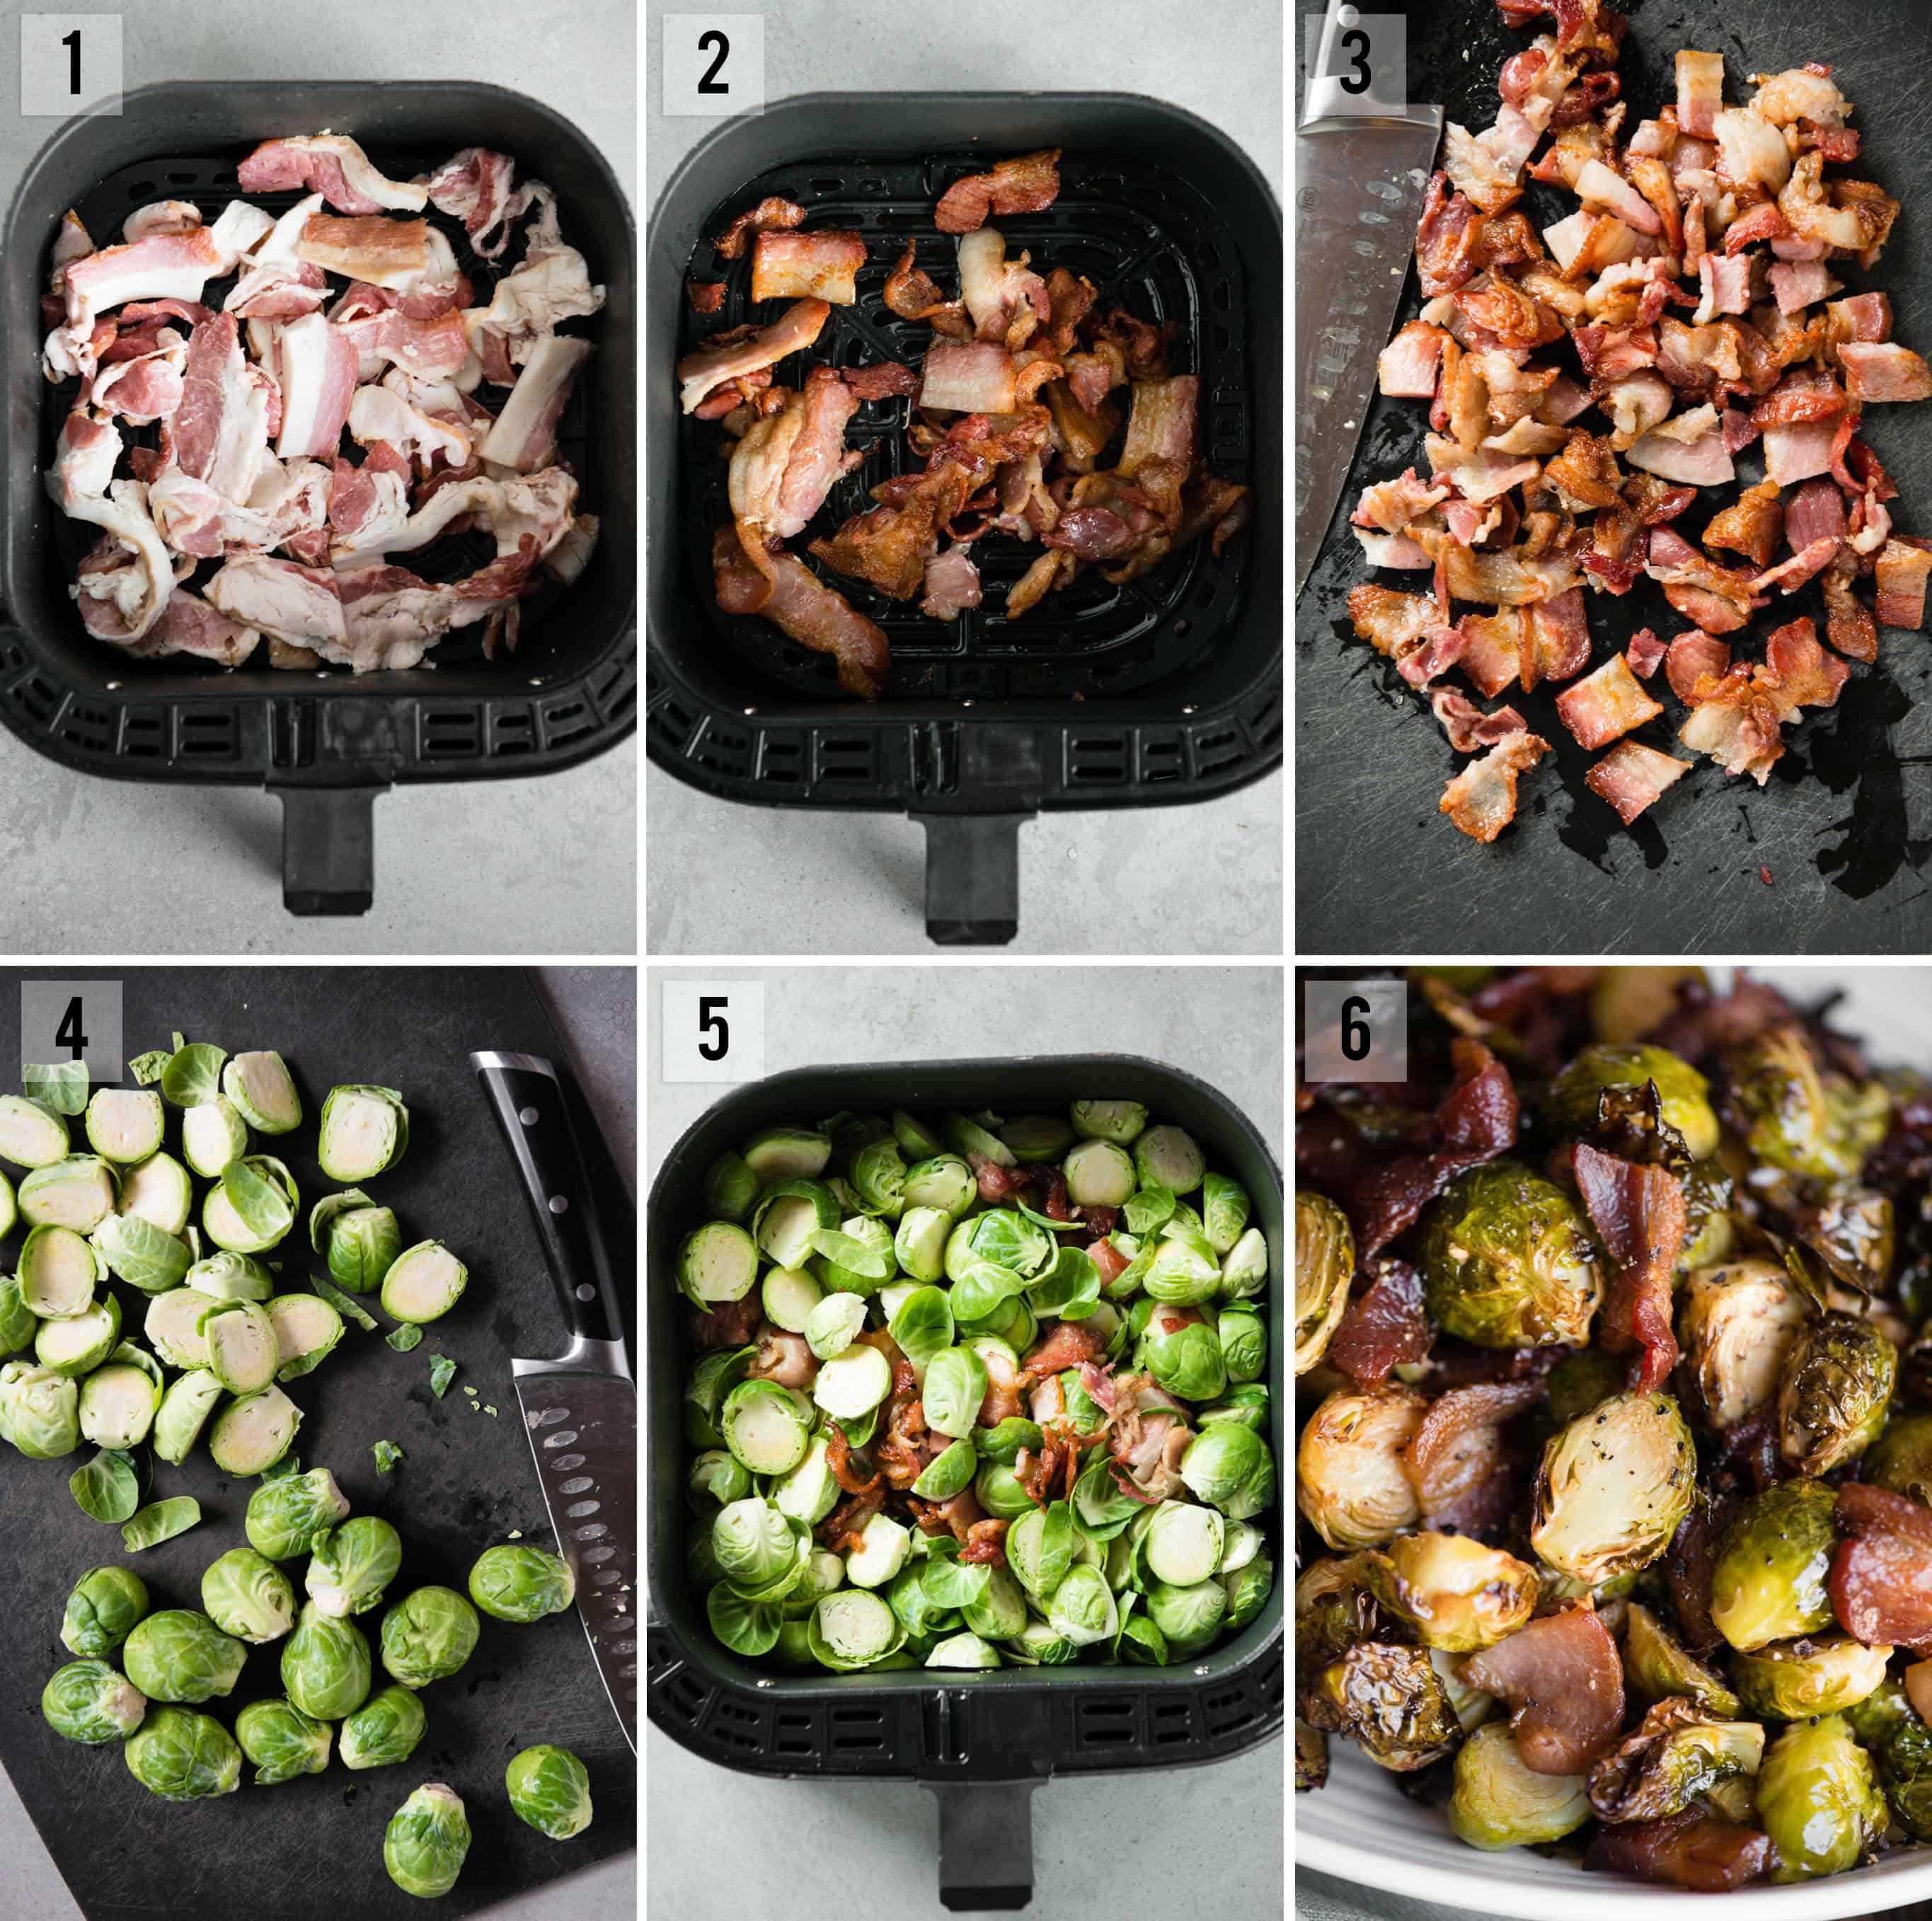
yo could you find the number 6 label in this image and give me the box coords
[661,13,766,118]
[661,980,766,1083]
[1301,976,1408,1085]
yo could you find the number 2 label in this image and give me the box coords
[662,15,766,118]
[662,981,765,1083]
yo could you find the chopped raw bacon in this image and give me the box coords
[237,134,427,214]
[1439,730,1550,842]
[1586,739,1694,822]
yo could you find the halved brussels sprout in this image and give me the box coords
[184,1250,273,1300]
[118,1151,192,1237]
[1134,1125,1205,1196]
[1311,1641,1460,1771]
[202,1297,278,1392]
[1530,1392,1696,1586]
[1297,1387,1426,1550]
[42,1658,146,1744]
[1179,1421,1275,1521]
[507,1744,593,1840]
[1449,1722,1591,1850]
[1778,1311,1895,1475]
[810,1588,903,1670]
[1070,1099,1148,1144]
[900,1155,977,1218]
[35,1293,120,1375]
[703,1151,757,1221]
[61,1565,149,1658]
[340,1683,429,1770]
[79,1346,162,1449]
[122,1608,246,1704]
[1549,1042,1719,1158]
[384,1782,471,1898]
[0,1092,69,1168]
[18,1155,117,1233]
[721,1379,814,1475]
[381,1240,468,1324]
[282,1601,373,1718]
[152,1369,224,1465]
[316,1084,408,1179]
[307,1516,403,1617]
[1420,1162,1603,1351]
[201,1547,298,1643]
[18,1223,101,1316]
[1709,1478,1839,1651]
[677,1221,756,1310]
[1001,1113,1074,1160]
[1619,1602,1740,1717]
[203,1155,298,1254]
[222,1052,304,1135]
[207,1385,301,1475]
[309,1190,403,1294]
[1723,1027,1890,1183]
[1678,1257,1807,1430]
[246,1466,350,1560]
[1850,1677,1932,1840]
[84,1088,166,1164]
[743,1126,833,1185]
[1587,1695,1765,1823]
[144,1288,215,1370]
[468,1543,575,1622]
[1732,1634,1892,1720]
[180,1098,248,1178]
[92,1211,191,1294]
[0,1358,80,1458]
[1371,1533,1539,1654]
[1295,1192,1354,1375]
[235,1697,331,1784]
[268,1293,345,1381]
[1755,1712,1887,1880]
[380,1586,480,1688]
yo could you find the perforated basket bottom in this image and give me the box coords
[45,150,597,676]
[677,150,1255,703]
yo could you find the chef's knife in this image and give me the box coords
[1296,0,1444,595]
[474,1049,638,1753]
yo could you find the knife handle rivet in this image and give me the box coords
[548,1195,570,1214]
[519,1105,539,1126]
[575,1283,595,1302]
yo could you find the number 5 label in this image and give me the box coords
[661,980,766,1084]
[1301,976,1408,1085]
[20,979,125,1083]
[661,14,765,118]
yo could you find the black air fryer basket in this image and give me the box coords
[2,83,636,915]
[646,96,1282,945]
[646,1056,1284,1911]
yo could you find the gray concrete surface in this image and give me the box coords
[644,0,1284,955]
[645,963,1285,1921]
[0,964,636,1921]
[0,0,636,957]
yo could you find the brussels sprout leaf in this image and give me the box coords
[122,1496,201,1551]
[24,1061,88,1115]
[312,1275,378,1332]
[429,1355,458,1399]
[128,1049,171,1085]
[386,1325,423,1353]
[372,1441,404,1474]
[71,1449,140,1523]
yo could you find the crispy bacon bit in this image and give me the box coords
[1822,548,1880,662]
[686,278,725,314]
[1587,740,1694,824]
[1875,536,1932,630]
[1379,321,1451,398]
[1666,629,1732,702]
[819,1490,881,1553]
[935,150,1061,234]
[961,1519,1010,1564]
[1572,1142,1684,1390]
[1626,627,1665,677]
[1461,1605,1626,1776]
[1701,480,1783,570]
[1328,1259,1432,1390]
[711,196,805,260]
[1585,1809,1777,1891]
[1556,652,1664,750]
[1441,730,1550,843]
[1401,1379,1541,1536]
[687,1296,759,1350]
[840,360,919,401]
[1832,1482,1932,1653]
[824,1423,881,1498]
[1019,1320,1105,1386]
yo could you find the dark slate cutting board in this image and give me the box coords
[1296,0,1932,954]
[0,967,636,1921]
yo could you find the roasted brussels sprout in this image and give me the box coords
[1295,1192,1354,1375]
[1732,1635,1892,1721]
[1675,1158,1737,1275]
[1868,1409,1932,1507]
[1709,1479,1839,1652]
[1754,1713,1887,1881]
[1448,1722,1592,1851]
[123,1707,240,1800]
[1369,1533,1539,1654]
[1619,1603,1740,1718]
[42,1658,146,1743]
[1550,1043,1720,1159]
[1529,1392,1696,1586]
[122,1609,246,1704]
[384,1782,471,1898]
[1310,1641,1460,1772]
[60,1565,149,1658]
[1677,1257,1807,1430]
[1723,1026,1890,1183]
[340,1683,430,1771]
[1296,1721,1330,1792]
[1542,1346,1625,1429]
[1849,1676,1932,1840]
[1296,1386,1425,1551]
[506,1743,593,1840]
[1777,1310,1896,1475]
[1586,1695,1765,1823]
[380,1586,480,1688]
[469,1543,575,1622]
[234,1698,331,1784]
[1420,1162,1603,1350]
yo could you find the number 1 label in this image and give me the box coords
[661,980,766,1083]
[20,13,126,118]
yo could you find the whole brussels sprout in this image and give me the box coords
[60,1566,149,1658]
[282,1602,372,1719]
[1529,1392,1696,1586]
[384,1782,471,1898]
[1448,1722,1591,1851]
[42,1658,146,1743]
[1296,1387,1425,1551]
[1755,1713,1887,1880]
[1850,1677,1932,1840]
[1778,1311,1896,1475]
[309,1191,402,1294]
[306,1516,403,1618]
[1677,1257,1807,1431]
[1178,1421,1275,1522]
[341,1683,430,1770]
[1217,1305,1266,1385]
[469,1543,575,1622]
[124,1707,241,1801]
[1419,1162,1603,1350]
[1709,1479,1839,1651]
[234,1697,331,1784]
[246,1466,351,1561]
[380,1586,481,1689]
[1142,1301,1226,1401]
[1549,1042,1720,1158]
[200,1547,297,1644]
[1369,1533,1539,1654]
[122,1610,246,1704]
[1732,1634,1892,1721]
[506,1743,593,1839]
[1723,1026,1890,1183]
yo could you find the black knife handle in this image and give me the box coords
[473,1052,623,1350]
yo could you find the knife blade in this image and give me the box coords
[1295,0,1443,596]
[474,1048,638,1754]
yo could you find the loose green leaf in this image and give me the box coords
[372,1441,403,1475]
[482,1405,498,1418]
[128,1050,171,1086]
[160,1042,226,1109]
[428,1355,457,1399]
[122,1496,202,1551]
[462,1385,478,1399]
[312,1275,378,1332]
[386,1325,423,1353]
[25,1062,89,1116]
[259,1454,301,1482]
[70,1449,140,1523]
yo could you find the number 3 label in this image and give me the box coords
[662,981,766,1083]
[661,14,766,118]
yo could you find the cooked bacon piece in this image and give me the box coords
[840,361,919,401]
[1832,1482,1932,1653]
[1702,480,1783,570]
[1675,51,1724,139]
[917,341,1017,414]
[1542,432,1623,509]
[1524,587,1590,687]
[686,1296,760,1351]
[677,299,831,415]
[747,1324,817,1389]
[1664,630,1730,704]
[1416,173,1483,297]
[818,1490,881,1554]
[1401,1379,1541,1537]
[960,1519,1010,1564]
[1556,653,1664,750]
[1822,548,1880,662]
[1444,111,1538,217]
[1678,666,1786,782]
[1723,202,1789,253]
[1378,321,1450,398]
[1396,627,1468,690]
[1768,259,1836,315]
[1760,419,1837,486]
[1827,292,1892,348]
[728,367,863,542]
[1759,615,1849,713]
[1587,740,1694,824]
[1328,1260,1431,1390]
[1462,1605,1626,1775]
[920,548,981,621]
[1784,475,1846,553]
[1572,1142,1684,1390]
[824,1423,881,1498]
[712,521,889,698]
[1875,537,1932,630]
[1020,1320,1106,1387]
[1626,627,1665,678]
[1585,1811,1778,1892]
[1839,340,1932,403]
[1347,585,1437,659]
[1440,731,1549,843]
[935,150,1061,234]
[882,241,968,334]
[1577,158,1661,236]
[1432,690,1529,752]
[1694,252,1752,323]
[1627,405,1734,487]
[1750,536,1838,597]
[751,229,866,305]
[1454,608,1526,696]
[712,196,804,260]
[1645,526,1763,633]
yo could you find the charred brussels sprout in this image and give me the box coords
[1678,1257,1807,1431]
[42,1658,146,1743]
[1619,1603,1740,1718]
[1295,1192,1354,1375]
[1549,1043,1720,1158]
[1709,1479,1839,1652]
[1529,1392,1696,1586]
[1850,1677,1932,1840]
[1778,1312,1895,1475]
[1369,1533,1539,1654]
[1448,1723,1592,1851]
[1732,1635,1892,1721]
[506,1743,593,1840]
[124,1707,240,1800]
[1311,1641,1460,1772]
[1420,1162,1602,1351]
[1543,1346,1626,1429]
[1587,1696,1765,1823]
[1296,1387,1425,1551]
[384,1782,471,1898]
[1868,1409,1932,1507]
[1675,1158,1737,1275]
[1723,1027,1890,1183]
[1755,1713,1887,1881]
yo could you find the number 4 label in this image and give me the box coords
[20,979,125,1083]
[661,980,766,1084]
[661,14,765,118]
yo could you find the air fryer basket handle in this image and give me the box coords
[928,1782,1037,1912]
[275,785,380,916]
[916,812,1027,946]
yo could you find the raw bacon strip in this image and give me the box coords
[294,214,430,289]
[238,134,428,214]
[1555,652,1664,750]
[935,150,1061,234]
[1440,730,1550,843]
[1586,740,1694,823]
[750,229,868,305]
[274,313,360,461]
[478,336,594,474]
